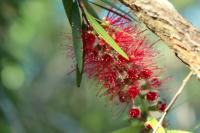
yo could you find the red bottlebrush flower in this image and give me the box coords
[150,77,161,88]
[128,86,140,99]
[82,31,96,51]
[127,69,140,81]
[145,124,152,129]
[158,101,167,112]
[118,55,129,63]
[82,11,166,119]
[118,91,128,103]
[146,91,158,102]
[130,50,145,61]
[108,86,120,96]
[129,107,141,118]
[140,68,153,79]
[102,54,113,63]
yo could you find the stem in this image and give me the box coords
[153,71,193,133]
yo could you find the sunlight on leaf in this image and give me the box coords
[166,130,192,133]
[146,117,192,133]
[145,117,166,133]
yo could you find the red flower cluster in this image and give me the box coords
[82,12,166,119]
[129,107,141,118]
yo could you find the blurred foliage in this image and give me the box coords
[0,0,25,132]
[0,0,200,133]
[170,0,196,10]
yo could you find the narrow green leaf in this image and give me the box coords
[89,1,132,21]
[62,0,73,24]
[166,130,192,133]
[100,0,137,21]
[112,118,143,133]
[84,9,129,60]
[112,125,142,133]
[82,0,99,19]
[71,1,83,86]
[76,64,83,87]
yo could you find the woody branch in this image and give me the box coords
[119,0,200,79]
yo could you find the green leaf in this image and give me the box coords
[62,0,73,24]
[100,0,137,21]
[84,9,129,60]
[82,0,99,19]
[145,117,192,133]
[112,120,143,133]
[166,130,192,133]
[62,0,83,86]
[112,125,142,133]
[71,1,83,86]
[145,117,166,133]
[76,64,83,87]
[89,1,132,21]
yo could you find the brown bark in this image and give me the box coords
[119,0,200,79]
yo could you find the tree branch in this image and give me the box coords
[119,0,200,79]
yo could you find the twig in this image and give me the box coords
[153,71,193,133]
[150,39,161,47]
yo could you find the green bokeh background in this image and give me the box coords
[0,0,200,133]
